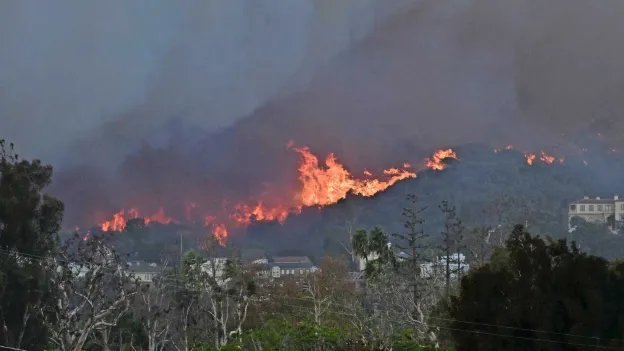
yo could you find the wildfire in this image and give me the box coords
[100,207,173,232]
[96,146,457,245]
[292,146,420,206]
[523,151,564,165]
[493,145,564,166]
[424,149,457,170]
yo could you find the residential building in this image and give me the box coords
[127,261,161,282]
[200,257,229,282]
[258,256,318,278]
[568,195,624,229]
[420,253,469,280]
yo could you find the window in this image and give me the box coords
[621,214,624,220]
[300,269,303,274]
[589,205,594,211]
[598,204,603,211]
[570,205,576,211]
[621,204,624,211]
[580,205,586,211]
[606,205,613,211]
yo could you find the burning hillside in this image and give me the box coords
[93,145,457,244]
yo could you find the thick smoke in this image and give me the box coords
[3,0,624,228]
[0,0,415,162]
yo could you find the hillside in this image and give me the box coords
[239,142,624,259]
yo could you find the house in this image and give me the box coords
[126,261,161,282]
[258,256,318,278]
[420,253,469,280]
[568,195,624,230]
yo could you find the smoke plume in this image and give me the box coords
[2,0,624,230]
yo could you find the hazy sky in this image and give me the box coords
[3,0,624,170]
[0,0,415,161]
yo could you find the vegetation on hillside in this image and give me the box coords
[3,139,624,350]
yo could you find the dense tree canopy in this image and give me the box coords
[0,140,64,349]
[450,224,624,351]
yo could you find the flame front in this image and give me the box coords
[424,149,457,170]
[292,147,420,206]
[97,146,457,244]
[522,151,563,165]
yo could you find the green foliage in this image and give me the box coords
[352,226,396,277]
[0,140,63,349]
[196,319,452,351]
[392,330,453,351]
[450,224,624,350]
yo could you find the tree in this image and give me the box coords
[450,224,624,350]
[392,194,429,332]
[176,235,256,349]
[0,139,64,349]
[438,201,464,297]
[463,226,497,269]
[300,256,353,327]
[135,262,174,351]
[352,226,396,277]
[42,234,139,351]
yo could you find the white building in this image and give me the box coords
[256,256,318,278]
[420,253,469,280]
[568,195,624,229]
[126,261,161,282]
[200,257,229,281]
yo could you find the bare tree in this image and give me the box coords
[438,201,464,297]
[464,226,497,269]
[483,195,531,245]
[365,267,445,346]
[392,194,429,328]
[301,256,351,326]
[42,235,138,351]
[136,262,173,351]
[178,236,256,349]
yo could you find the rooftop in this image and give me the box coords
[272,256,312,264]
[572,196,622,204]
[127,261,162,273]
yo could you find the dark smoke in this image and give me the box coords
[3,0,624,229]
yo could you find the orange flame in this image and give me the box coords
[97,146,457,244]
[211,224,228,245]
[522,151,564,165]
[292,146,420,206]
[99,207,173,232]
[231,201,291,226]
[539,151,555,164]
[424,149,458,170]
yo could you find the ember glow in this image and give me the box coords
[493,145,563,166]
[95,145,457,245]
[424,149,457,170]
[523,151,564,165]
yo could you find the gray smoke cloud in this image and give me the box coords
[3,0,624,227]
[0,0,415,162]
[226,0,624,165]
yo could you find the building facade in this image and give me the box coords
[257,256,318,278]
[420,253,470,280]
[568,195,624,229]
[127,261,162,282]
